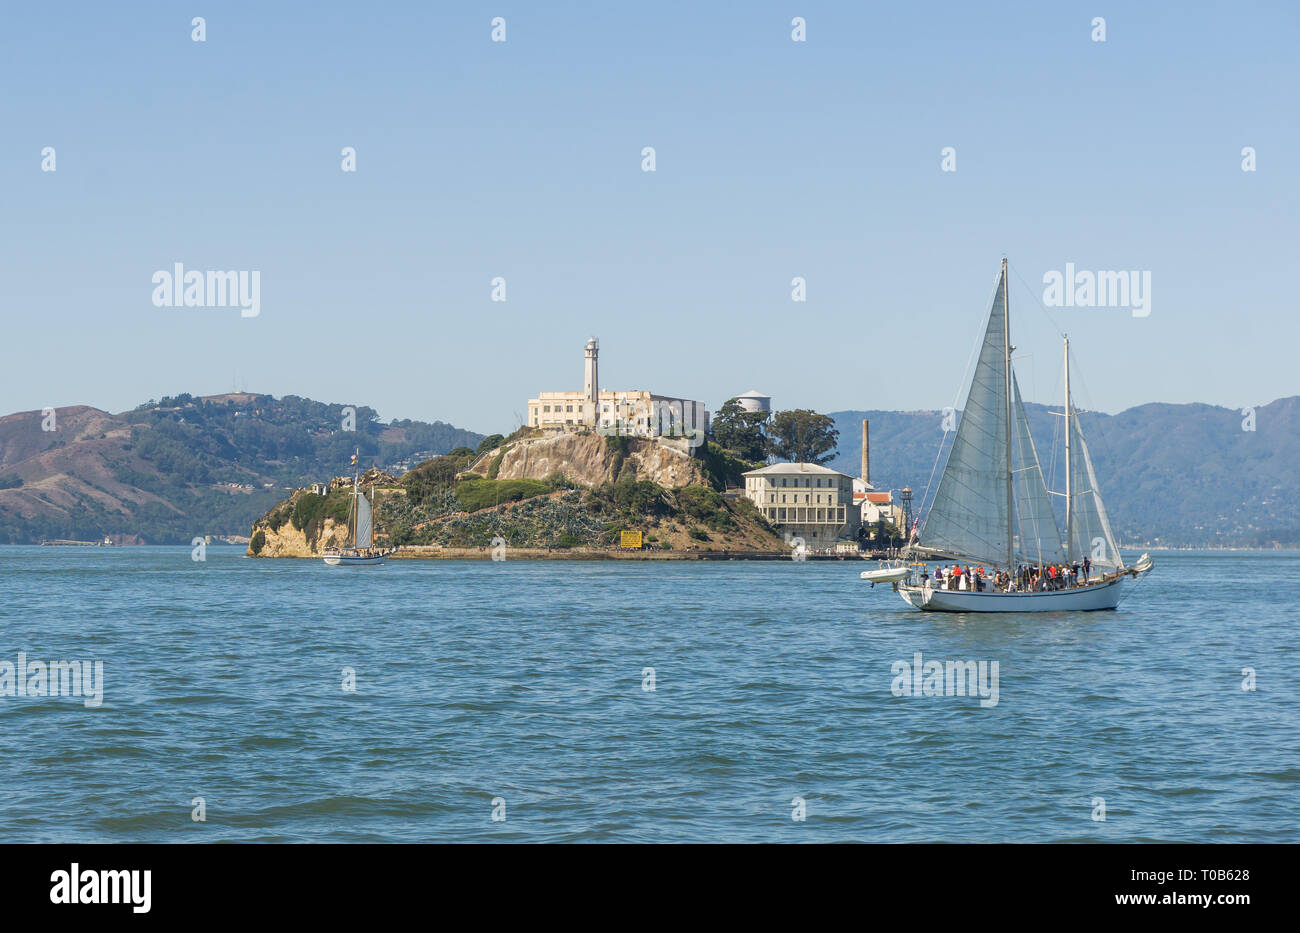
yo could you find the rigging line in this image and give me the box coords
[1064,350,1126,540]
[1007,260,1066,340]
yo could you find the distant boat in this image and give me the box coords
[322,452,390,566]
[891,259,1154,612]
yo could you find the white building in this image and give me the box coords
[742,462,860,550]
[528,338,709,440]
[857,484,906,529]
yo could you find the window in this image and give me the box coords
[565,405,573,413]
[543,405,551,412]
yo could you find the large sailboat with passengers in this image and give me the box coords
[893,259,1153,612]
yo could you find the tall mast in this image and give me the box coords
[351,448,359,548]
[1003,257,1015,571]
[1063,336,1072,563]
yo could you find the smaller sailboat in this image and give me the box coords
[323,452,389,566]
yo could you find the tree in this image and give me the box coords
[872,518,904,550]
[475,434,505,456]
[710,399,769,462]
[768,409,838,465]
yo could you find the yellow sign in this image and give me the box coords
[620,530,643,549]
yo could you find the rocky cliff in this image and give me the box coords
[471,433,706,488]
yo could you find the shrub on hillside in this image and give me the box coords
[454,478,551,512]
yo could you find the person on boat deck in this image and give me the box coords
[1081,556,1091,582]
[921,567,930,587]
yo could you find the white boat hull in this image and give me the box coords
[322,551,386,566]
[861,567,911,584]
[899,576,1125,612]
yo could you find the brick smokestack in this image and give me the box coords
[861,419,870,486]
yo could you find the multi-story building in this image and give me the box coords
[858,486,906,529]
[528,338,709,440]
[742,462,860,549]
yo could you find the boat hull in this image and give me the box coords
[861,568,911,584]
[322,551,386,566]
[899,576,1125,612]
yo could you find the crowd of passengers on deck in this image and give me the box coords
[920,558,1096,592]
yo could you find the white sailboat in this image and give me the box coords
[322,454,389,566]
[892,259,1153,612]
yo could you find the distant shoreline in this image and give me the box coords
[3,544,1297,556]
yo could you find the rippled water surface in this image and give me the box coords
[0,546,1296,842]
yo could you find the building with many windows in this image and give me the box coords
[742,462,860,549]
[527,338,709,440]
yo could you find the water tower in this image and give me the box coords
[734,390,771,414]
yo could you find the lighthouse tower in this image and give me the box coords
[583,337,599,427]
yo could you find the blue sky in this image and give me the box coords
[2,1,1295,434]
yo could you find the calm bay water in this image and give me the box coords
[0,546,1296,843]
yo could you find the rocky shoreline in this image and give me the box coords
[263,545,872,561]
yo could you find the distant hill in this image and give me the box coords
[827,397,1300,548]
[0,393,483,544]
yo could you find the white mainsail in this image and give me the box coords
[354,491,373,549]
[917,272,1012,566]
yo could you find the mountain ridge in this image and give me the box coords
[0,392,484,544]
[827,395,1299,548]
